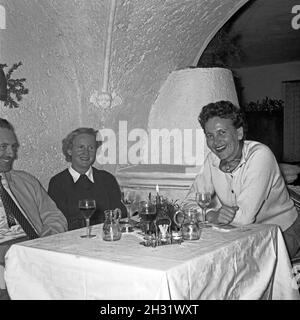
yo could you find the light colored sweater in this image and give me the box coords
[5,170,67,236]
[182,141,297,231]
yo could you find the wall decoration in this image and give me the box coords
[0,61,29,108]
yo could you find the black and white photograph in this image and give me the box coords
[0,0,299,305]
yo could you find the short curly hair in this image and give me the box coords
[62,127,102,162]
[198,100,245,130]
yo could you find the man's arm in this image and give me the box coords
[36,179,68,236]
[9,171,68,236]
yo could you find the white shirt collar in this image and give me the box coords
[210,142,247,170]
[68,166,94,183]
[0,172,9,187]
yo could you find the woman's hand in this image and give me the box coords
[207,205,238,224]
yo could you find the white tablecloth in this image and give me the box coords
[4,223,300,300]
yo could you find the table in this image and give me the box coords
[0,231,27,290]
[4,223,300,300]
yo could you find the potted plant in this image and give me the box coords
[158,196,180,231]
[243,96,284,113]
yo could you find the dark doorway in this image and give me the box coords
[283,80,300,163]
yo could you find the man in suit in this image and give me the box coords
[48,127,126,231]
[0,118,67,299]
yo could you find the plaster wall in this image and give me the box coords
[111,0,248,132]
[0,0,109,187]
[102,0,248,170]
[0,0,249,188]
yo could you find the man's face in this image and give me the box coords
[204,117,243,162]
[0,128,18,173]
[68,133,97,174]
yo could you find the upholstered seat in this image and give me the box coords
[287,184,300,291]
[279,163,300,184]
[291,256,300,293]
[287,185,300,213]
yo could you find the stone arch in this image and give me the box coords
[192,0,250,67]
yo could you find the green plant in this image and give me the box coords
[243,97,284,113]
[0,61,29,108]
[197,26,244,68]
[159,196,180,231]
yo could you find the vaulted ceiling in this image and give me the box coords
[226,0,300,68]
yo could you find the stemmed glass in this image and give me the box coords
[138,200,156,236]
[79,199,96,238]
[195,192,211,226]
[121,196,134,233]
[120,191,136,232]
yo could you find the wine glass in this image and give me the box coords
[195,192,211,225]
[138,200,156,236]
[79,199,96,238]
[121,197,134,233]
[121,190,139,232]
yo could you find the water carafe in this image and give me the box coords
[102,208,122,241]
[173,208,201,240]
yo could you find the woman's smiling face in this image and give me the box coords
[204,117,244,161]
[68,133,97,174]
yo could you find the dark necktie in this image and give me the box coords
[0,176,39,239]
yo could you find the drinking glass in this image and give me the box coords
[138,200,156,236]
[121,191,138,232]
[121,199,134,232]
[79,199,96,238]
[195,192,211,225]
